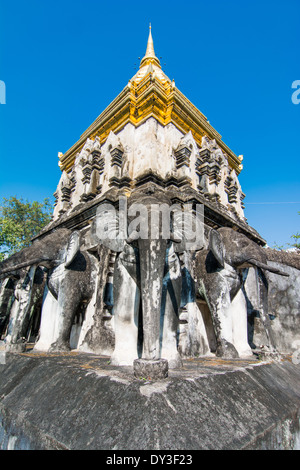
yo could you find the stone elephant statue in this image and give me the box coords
[195,227,289,358]
[0,228,97,352]
[0,276,17,338]
[3,266,46,351]
[93,188,204,371]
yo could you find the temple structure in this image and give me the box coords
[52,26,259,242]
[1,27,300,451]
[0,27,298,380]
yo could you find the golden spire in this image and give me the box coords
[140,24,161,69]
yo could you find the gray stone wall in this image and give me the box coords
[267,261,300,354]
[245,249,300,355]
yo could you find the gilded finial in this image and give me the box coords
[140,24,161,69]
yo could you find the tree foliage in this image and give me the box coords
[290,211,300,250]
[0,196,53,261]
[290,233,300,249]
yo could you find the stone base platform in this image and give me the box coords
[133,358,169,380]
[0,349,300,450]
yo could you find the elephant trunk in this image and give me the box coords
[255,267,278,353]
[138,238,168,360]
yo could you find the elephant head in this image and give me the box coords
[93,189,204,368]
[208,227,289,276]
[196,227,288,358]
[0,228,76,277]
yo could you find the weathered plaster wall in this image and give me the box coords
[53,118,246,224]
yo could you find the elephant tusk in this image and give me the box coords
[238,259,289,277]
[0,258,52,275]
[169,233,182,243]
[0,271,20,280]
[126,231,140,243]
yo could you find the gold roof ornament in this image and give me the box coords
[131,25,168,85]
[140,24,161,69]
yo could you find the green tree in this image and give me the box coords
[0,196,53,261]
[290,233,300,249]
[290,211,300,250]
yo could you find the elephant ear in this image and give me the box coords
[91,203,126,252]
[209,229,225,268]
[172,206,204,252]
[65,231,80,267]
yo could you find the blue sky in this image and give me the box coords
[0,0,299,248]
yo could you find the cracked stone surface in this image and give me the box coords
[0,348,300,450]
